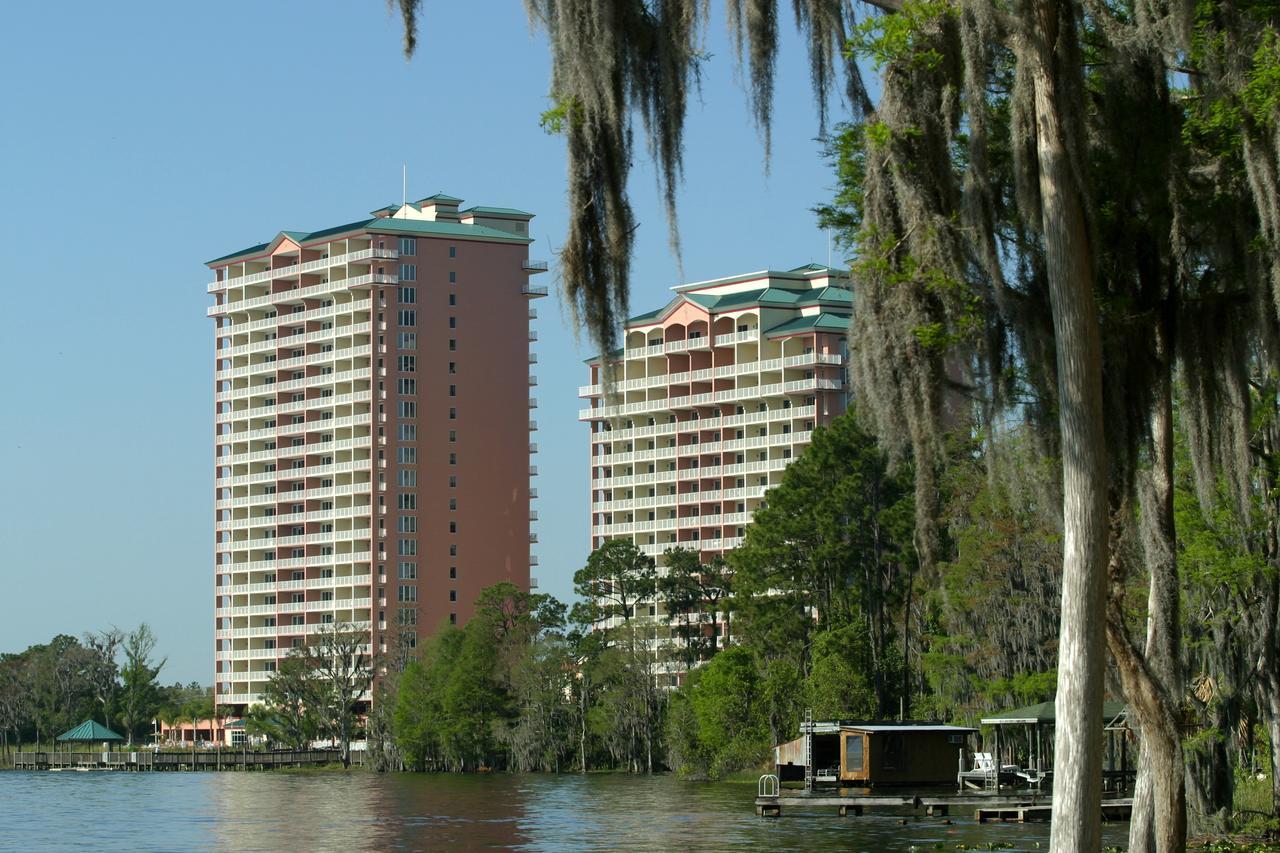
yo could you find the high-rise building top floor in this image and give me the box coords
[208,195,544,713]
[580,263,851,558]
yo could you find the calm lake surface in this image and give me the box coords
[1,771,1131,851]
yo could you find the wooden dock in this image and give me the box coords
[974,798,1132,823]
[754,785,1132,823]
[11,749,350,771]
[754,791,1045,818]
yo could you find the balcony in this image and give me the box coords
[522,260,549,274]
[209,272,395,316]
[529,465,538,476]
[207,247,400,293]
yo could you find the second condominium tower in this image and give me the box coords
[580,264,851,636]
[208,194,544,714]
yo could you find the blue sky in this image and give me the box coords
[0,1,847,683]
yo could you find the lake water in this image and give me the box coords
[1,771,1131,851]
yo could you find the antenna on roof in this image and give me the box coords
[402,164,407,208]
[827,229,832,269]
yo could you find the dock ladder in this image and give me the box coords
[803,708,814,791]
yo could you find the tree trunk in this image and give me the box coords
[1122,335,1186,853]
[1026,4,1110,851]
[1264,683,1280,817]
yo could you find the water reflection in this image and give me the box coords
[2,770,1131,852]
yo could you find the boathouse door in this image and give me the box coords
[840,731,869,783]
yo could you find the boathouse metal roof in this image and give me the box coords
[980,700,1127,726]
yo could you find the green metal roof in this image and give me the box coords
[764,312,851,337]
[206,241,272,265]
[208,212,531,265]
[980,700,1128,726]
[419,193,462,203]
[57,720,125,742]
[462,206,534,217]
[366,217,531,243]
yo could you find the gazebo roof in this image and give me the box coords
[980,700,1128,726]
[56,720,125,742]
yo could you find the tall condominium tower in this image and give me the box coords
[580,265,850,649]
[208,195,544,713]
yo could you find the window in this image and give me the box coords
[449,408,457,420]
[449,498,457,510]
[448,430,456,442]
[398,515,417,533]
[398,355,415,372]
[398,332,416,350]
[399,309,416,326]
[398,493,416,510]
[449,476,457,488]
[397,469,417,487]
[398,237,416,255]
[398,401,416,418]
[291,615,305,626]
[449,613,457,624]
[449,590,457,602]
[449,566,457,579]
[449,385,456,397]
[449,544,457,556]
[448,362,456,374]
[399,378,416,395]
[449,521,457,533]
[398,585,418,602]
[398,607,418,626]
[399,264,417,281]
[399,423,416,441]
[398,539,417,556]
[398,562,417,579]
[449,246,456,258]
[398,286,416,304]
[448,294,456,306]
[449,317,457,329]
[449,271,457,283]
[448,339,456,351]
[397,447,417,464]
[449,453,457,465]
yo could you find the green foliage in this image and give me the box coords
[805,625,879,720]
[730,409,915,715]
[574,538,657,625]
[849,0,956,72]
[658,547,730,670]
[665,647,771,779]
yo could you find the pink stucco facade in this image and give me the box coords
[208,197,541,713]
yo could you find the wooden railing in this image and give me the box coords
[11,749,355,771]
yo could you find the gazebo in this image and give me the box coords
[978,700,1130,792]
[56,720,125,766]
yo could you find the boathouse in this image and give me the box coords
[775,721,977,787]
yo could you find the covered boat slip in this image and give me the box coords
[968,700,1133,794]
[775,721,977,788]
